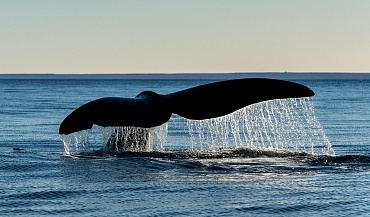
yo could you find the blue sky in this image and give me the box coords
[1,0,369,73]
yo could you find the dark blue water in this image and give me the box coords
[0,79,369,216]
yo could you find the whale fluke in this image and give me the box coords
[164,78,314,120]
[59,91,172,135]
[59,78,314,135]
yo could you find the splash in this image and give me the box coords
[61,97,334,156]
[187,97,334,155]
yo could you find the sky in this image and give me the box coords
[1,0,369,74]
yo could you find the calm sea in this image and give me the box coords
[0,79,369,216]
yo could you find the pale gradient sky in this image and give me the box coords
[1,0,369,74]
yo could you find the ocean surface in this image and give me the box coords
[0,79,369,216]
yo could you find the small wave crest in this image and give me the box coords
[62,146,370,168]
[62,147,370,177]
[299,154,370,167]
[66,147,309,159]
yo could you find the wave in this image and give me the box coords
[299,154,370,167]
[64,146,370,168]
[65,147,308,158]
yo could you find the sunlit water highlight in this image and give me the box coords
[61,97,334,156]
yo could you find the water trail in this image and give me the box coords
[60,129,91,154]
[61,98,334,156]
[187,98,334,155]
[61,123,168,155]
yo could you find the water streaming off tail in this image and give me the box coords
[61,123,168,155]
[187,97,334,155]
[61,97,334,156]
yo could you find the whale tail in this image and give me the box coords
[59,78,314,135]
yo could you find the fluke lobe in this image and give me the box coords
[59,78,314,135]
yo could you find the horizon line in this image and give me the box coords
[1,71,370,75]
[1,72,370,80]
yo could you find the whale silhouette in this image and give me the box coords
[59,78,314,135]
